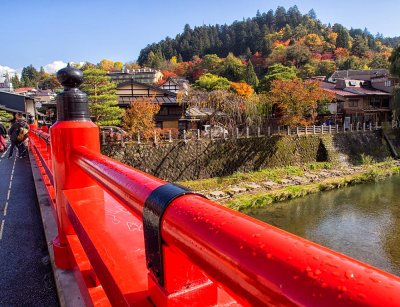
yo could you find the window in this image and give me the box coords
[158,106,168,116]
[382,99,389,108]
[385,80,392,87]
[348,99,358,107]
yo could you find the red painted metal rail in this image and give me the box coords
[28,125,400,306]
[26,63,400,306]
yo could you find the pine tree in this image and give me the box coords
[11,74,22,89]
[21,64,39,87]
[80,67,124,126]
[244,60,259,88]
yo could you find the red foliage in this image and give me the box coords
[321,52,335,61]
[311,53,322,61]
[250,52,266,67]
[161,70,177,80]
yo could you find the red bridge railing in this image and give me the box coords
[28,66,400,306]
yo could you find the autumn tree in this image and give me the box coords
[286,43,311,67]
[194,73,231,91]
[230,82,254,97]
[259,63,297,91]
[125,62,141,70]
[200,54,223,74]
[122,98,160,139]
[186,89,260,128]
[266,79,334,126]
[80,67,124,126]
[98,59,115,71]
[220,53,245,82]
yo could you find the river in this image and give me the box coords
[244,175,400,276]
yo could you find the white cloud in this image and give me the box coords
[43,60,87,74]
[0,65,20,82]
[43,60,68,74]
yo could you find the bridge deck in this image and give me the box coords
[0,145,59,306]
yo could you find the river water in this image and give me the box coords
[244,175,400,276]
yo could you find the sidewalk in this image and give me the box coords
[0,146,59,306]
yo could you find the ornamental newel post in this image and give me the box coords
[50,64,100,269]
[56,63,91,121]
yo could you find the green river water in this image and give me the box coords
[244,175,400,276]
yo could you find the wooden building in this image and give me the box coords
[116,80,186,129]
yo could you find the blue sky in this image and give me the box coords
[1,0,400,74]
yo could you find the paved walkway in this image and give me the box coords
[0,144,59,306]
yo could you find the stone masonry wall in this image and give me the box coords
[102,131,391,182]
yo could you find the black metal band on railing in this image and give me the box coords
[143,183,206,286]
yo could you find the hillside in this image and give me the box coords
[137,6,399,79]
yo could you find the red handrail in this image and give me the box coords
[70,146,400,306]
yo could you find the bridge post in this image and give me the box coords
[50,65,100,269]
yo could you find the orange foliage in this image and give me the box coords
[98,59,115,71]
[173,62,190,76]
[161,70,177,80]
[230,82,254,97]
[311,53,322,61]
[122,97,161,140]
[272,39,291,49]
[267,79,335,127]
[335,48,350,59]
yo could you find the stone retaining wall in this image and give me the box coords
[102,131,391,182]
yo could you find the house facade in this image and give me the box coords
[109,68,163,85]
[0,91,36,118]
[116,80,185,129]
[0,72,13,92]
[320,77,392,125]
[159,77,189,95]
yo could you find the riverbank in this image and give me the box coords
[178,159,400,211]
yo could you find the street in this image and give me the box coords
[0,145,59,306]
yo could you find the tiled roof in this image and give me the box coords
[15,87,36,92]
[319,81,390,97]
[119,96,179,105]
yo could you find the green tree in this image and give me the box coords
[286,43,311,67]
[80,67,124,125]
[11,74,22,89]
[194,73,231,91]
[389,45,400,78]
[351,35,369,57]
[200,54,223,74]
[21,64,39,87]
[220,53,245,82]
[369,54,389,69]
[244,60,259,88]
[0,110,13,126]
[337,56,366,70]
[259,64,297,91]
[333,24,351,49]
[389,46,400,122]
[316,60,336,77]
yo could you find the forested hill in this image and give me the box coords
[137,6,399,68]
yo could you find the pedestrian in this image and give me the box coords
[8,113,29,159]
[0,122,7,152]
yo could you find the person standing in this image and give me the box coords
[0,122,7,152]
[8,113,29,159]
